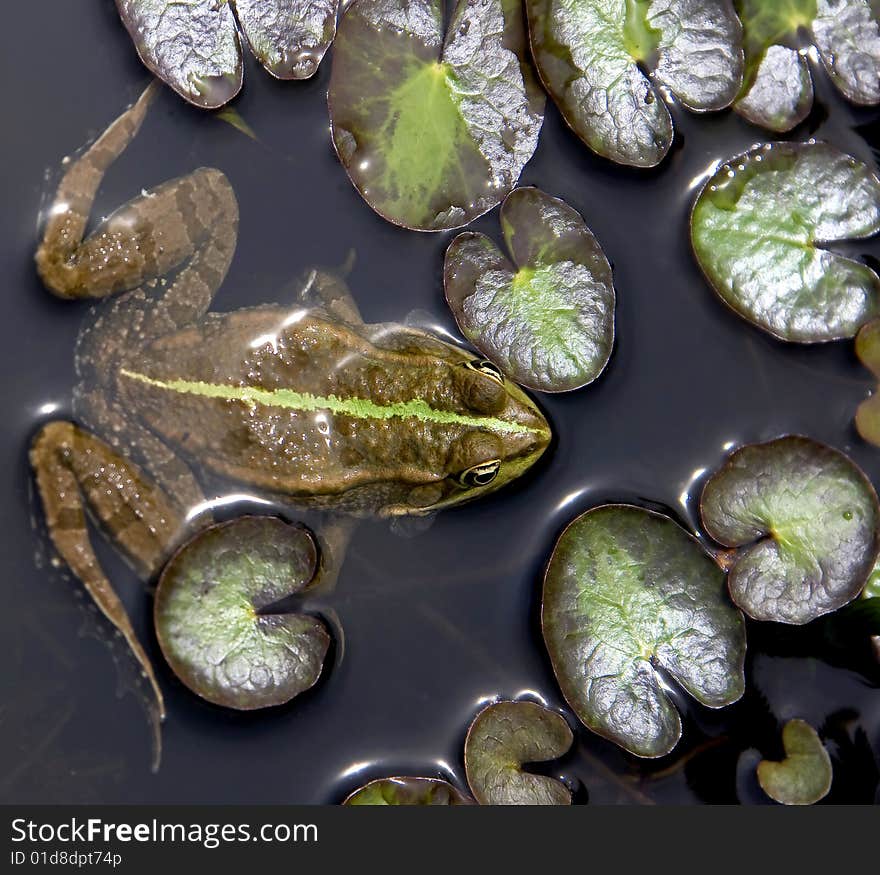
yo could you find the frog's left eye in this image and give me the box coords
[457,459,501,488]
[463,359,505,386]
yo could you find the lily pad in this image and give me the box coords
[327,0,545,230]
[757,719,832,804]
[444,187,615,392]
[855,317,880,446]
[700,436,880,624]
[542,505,746,758]
[154,516,330,709]
[734,0,880,131]
[463,700,573,805]
[115,0,338,108]
[343,777,472,804]
[525,0,743,167]
[691,141,880,343]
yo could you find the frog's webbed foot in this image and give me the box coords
[29,421,197,734]
[36,83,238,336]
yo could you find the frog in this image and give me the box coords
[29,84,552,722]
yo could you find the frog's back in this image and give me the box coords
[115,307,547,514]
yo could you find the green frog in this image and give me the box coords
[30,85,552,720]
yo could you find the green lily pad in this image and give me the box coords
[855,317,880,447]
[525,0,743,167]
[734,0,880,132]
[757,719,832,804]
[444,187,615,393]
[463,700,573,805]
[343,777,472,805]
[327,0,545,230]
[691,141,880,343]
[542,505,746,758]
[154,516,330,709]
[700,436,880,624]
[115,0,338,108]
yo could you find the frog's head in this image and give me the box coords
[384,357,552,517]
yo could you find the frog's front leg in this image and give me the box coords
[36,83,238,337]
[30,421,195,722]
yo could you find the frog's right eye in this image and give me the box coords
[463,359,505,386]
[457,459,501,488]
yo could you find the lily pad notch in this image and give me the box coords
[327,0,545,230]
[444,187,616,392]
[115,0,340,108]
[734,0,880,132]
[525,0,744,167]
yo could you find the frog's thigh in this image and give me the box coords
[74,389,207,515]
[36,83,238,317]
[29,420,179,718]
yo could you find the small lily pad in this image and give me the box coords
[855,317,880,447]
[700,436,880,624]
[463,700,573,805]
[542,505,746,758]
[525,0,743,167]
[444,187,615,392]
[154,516,330,709]
[343,777,472,805]
[115,0,338,108]
[757,719,832,805]
[735,0,880,131]
[691,141,880,343]
[327,0,545,230]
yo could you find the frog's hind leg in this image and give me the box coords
[296,268,365,326]
[29,421,193,728]
[35,82,238,334]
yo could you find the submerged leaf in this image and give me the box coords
[700,437,880,624]
[232,0,339,80]
[115,0,243,108]
[757,719,832,804]
[855,318,880,447]
[525,0,743,167]
[444,187,615,392]
[691,142,880,342]
[464,700,573,805]
[542,505,746,758]
[734,0,880,131]
[155,517,330,709]
[328,0,545,230]
[343,777,472,804]
[115,0,338,108]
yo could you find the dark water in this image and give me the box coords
[1,3,879,805]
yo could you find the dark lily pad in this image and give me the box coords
[115,0,338,108]
[734,0,880,132]
[691,141,880,343]
[700,436,880,624]
[542,505,746,758]
[444,187,615,392]
[343,777,472,805]
[463,700,573,805]
[855,317,880,446]
[154,516,330,709]
[757,719,832,804]
[525,0,743,167]
[327,0,545,230]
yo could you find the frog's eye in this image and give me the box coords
[463,359,505,386]
[457,459,501,488]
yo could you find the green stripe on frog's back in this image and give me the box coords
[119,369,541,437]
